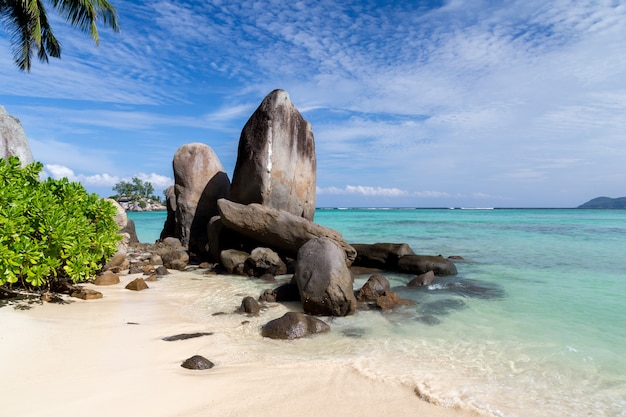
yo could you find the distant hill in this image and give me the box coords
[577,197,626,209]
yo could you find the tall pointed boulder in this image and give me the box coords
[230,89,316,220]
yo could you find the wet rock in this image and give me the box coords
[294,238,356,317]
[397,255,458,276]
[162,332,213,341]
[181,355,214,370]
[238,296,261,316]
[261,312,330,340]
[125,278,149,291]
[375,290,414,312]
[356,274,390,302]
[351,243,416,269]
[407,270,435,287]
[259,280,301,303]
[243,247,287,277]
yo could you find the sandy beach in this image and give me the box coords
[0,271,483,417]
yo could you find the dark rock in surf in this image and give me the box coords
[407,270,435,287]
[397,255,458,276]
[230,89,316,220]
[243,247,287,277]
[375,290,414,312]
[261,312,330,340]
[356,274,390,302]
[238,296,261,316]
[352,243,416,269]
[259,281,301,303]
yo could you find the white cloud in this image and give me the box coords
[43,164,173,191]
[317,185,408,197]
[135,173,174,189]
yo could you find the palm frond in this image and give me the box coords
[49,0,119,44]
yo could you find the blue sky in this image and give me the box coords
[1,0,625,208]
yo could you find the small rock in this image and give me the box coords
[125,278,149,291]
[93,271,120,286]
[103,253,129,273]
[356,274,390,302]
[162,332,213,341]
[258,273,275,281]
[261,312,330,340]
[155,265,169,276]
[407,270,435,287]
[238,296,261,316]
[71,289,103,300]
[375,290,414,312]
[181,355,214,370]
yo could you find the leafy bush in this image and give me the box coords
[0,157,121,290]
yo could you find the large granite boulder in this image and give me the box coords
[217,199,356,264]
[351,243,416,269]
[261,312,330,340]
[0,106,34,166]
[229,89,316,220]
[167,143,230,256]
[397,255,458,276]
[294,238,356,317]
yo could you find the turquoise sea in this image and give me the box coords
[128,208,626,417]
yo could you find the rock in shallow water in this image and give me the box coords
[261,312,330,340]
[181,355,214,370]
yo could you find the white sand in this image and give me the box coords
[0,272,483,417]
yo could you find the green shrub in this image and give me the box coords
[0,157,121,290]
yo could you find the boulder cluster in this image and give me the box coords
[145,89,459,339]
[41,90,460,346]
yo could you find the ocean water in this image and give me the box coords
[128,208,626,417]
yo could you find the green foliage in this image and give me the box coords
[112,177,157,200]
[0,0,120,72]
[0,156,120,289]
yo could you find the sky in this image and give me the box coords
[1,0,625,208]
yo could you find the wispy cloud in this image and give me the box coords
[1,0,625,206]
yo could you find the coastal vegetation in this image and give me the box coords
[0,157,120,290]
[0,0,119,71]
[110,177,165,211]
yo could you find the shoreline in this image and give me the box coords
[1,271,483,417]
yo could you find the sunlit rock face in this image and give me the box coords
[229,89,316,221]
[0,106,34,166]
[168,143,231,256]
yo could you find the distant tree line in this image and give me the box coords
[111,177,161,204]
